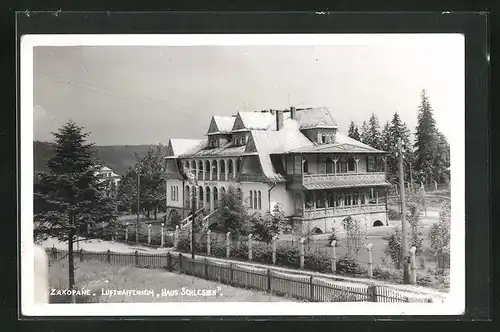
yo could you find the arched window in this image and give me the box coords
[205,187,211,208]
[228,159,234,177]
[325,158,334,174]
[211,160,218,179]
[236,159,241,173]
[198,160,203,180]
[221,187,226,196]
[321,133,327,144]
[204,160,210,180]
[191,160,196,171]
[198,186,204,207]
[236,188,242,200]
[249,190,253,208]
[253,190,258,209]
[213,187,218,203]
[258,191,262,209]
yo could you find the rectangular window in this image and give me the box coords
[367,156,376,172]
[344,194,352,206]
[258,191,262,209]
[348,158,355,172]
[249,191,253,209]
[328,192,335,207]
[316,192,325,208]
[353,193,359,205]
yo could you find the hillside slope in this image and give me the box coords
[34,141,164,175]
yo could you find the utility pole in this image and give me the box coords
[183,164,198,259]
[398,138,410,284]
[136,166,140,244]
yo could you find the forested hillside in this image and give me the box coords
[34,141,164,175]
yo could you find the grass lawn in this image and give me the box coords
[49,259,296,303]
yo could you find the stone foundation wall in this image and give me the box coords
[294,211,388,235]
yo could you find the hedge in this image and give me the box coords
[176,233,367,278]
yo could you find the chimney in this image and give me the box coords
[290,106,296,119]
[276,110,284,131]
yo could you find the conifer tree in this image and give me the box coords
[359,121,369,144]
[34,121,119,293]
[414,89,439,184]
[348,121,361,141]
[364,113,382,149]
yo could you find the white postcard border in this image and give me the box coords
[21,33,465,316]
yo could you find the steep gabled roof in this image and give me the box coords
[294,107,337,129]
[166,138,205,158]
[181,142,247,158]
[245,119,314,181]
[207,115,235,135]
[232,111,277,132]
[287,132,386,154]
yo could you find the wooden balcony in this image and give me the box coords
[287,172,387,189]
[300,203,386,220]
[238,173,267,182]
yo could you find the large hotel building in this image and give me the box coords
[164,107,390,234]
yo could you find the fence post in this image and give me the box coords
[267,269,272,293]
[147,224,152,246]
[272,236,278,265]
[166,252,171,270]
[125,227,128,243]
[248,234,253,261]
[229,263,234,285]
[330,240,337,273]
[226,232,231,258]
[174,225,179,249]
[410,246,417,285]
[204,258,208,278]
[179,252,183,271]
[107,249,111,264]
[309,276,314,301]
[161,223,165,247]
[368,285,377,302]
[366,243,373,278]
[207,230,211,256]
[299,237,305,269]
[135,250,139,266]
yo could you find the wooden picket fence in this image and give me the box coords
[46,248,433,303]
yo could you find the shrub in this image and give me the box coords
[372,265,402,283]
[388,208,401,220]
[384,226,404,269]
[336,256,367,276]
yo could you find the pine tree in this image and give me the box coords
[434,132,450,184]
[382,113,415,185]
[34,121,119,293]
[359,121,369,144]
[348,121,361,140]
[414,89,439,184]
[365,113,382,149]
[381,121,391,152]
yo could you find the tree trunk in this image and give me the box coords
[154,207,157,220]
[68,231,76,303]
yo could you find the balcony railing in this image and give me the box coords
[301,203,386,220]
[302,172,386,186]
[238,173,267,182]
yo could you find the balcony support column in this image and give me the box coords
[232,158,237,178]
[224,159,229,181]
[333,158,338,174]
[355,158,360,175]
[216,160,220,181]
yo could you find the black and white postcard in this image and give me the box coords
[21,33,465,316]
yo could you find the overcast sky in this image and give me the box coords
[33,38,463,146]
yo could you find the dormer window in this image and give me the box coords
[321,133,327,144]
